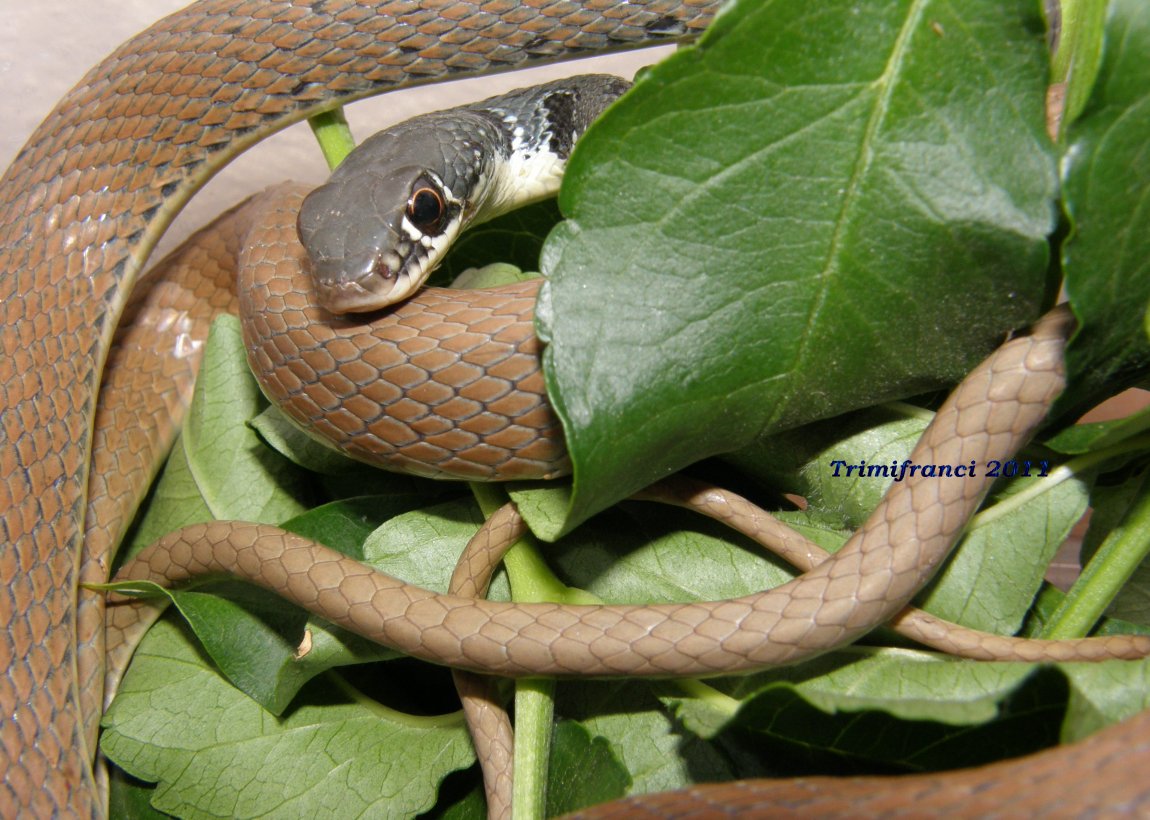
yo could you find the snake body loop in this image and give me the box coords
[246,185,569,480]
[0,2,713,814]
[3,2,1149,817]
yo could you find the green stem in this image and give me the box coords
[673,678,741,718]
[470,484,588,604]
[1041,481,1150,639]
[970,434,1150,530]
[308,108,356,171]
[512,678,556,820]
[469,483,560,819]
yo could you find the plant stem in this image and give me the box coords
[512,678,556,819]
[307,108,356,171]
[469,483,559,818]
[1042,482,1150,639]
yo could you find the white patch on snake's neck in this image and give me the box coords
[473,148,565,223]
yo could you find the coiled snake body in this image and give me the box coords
[2,1,1149,816]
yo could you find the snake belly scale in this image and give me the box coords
[3,1,1150,817]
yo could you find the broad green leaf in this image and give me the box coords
[119,433,214,561]
[361,498,512,600]
[107,769,165,820]
[101,619,475,818]
[724,660,1069,771]
[665,650,1150,772]
[154,585,311,715]
[204,497,508,710]
[283,496,429,559]
[732,405,932,529]
[1062,657,1150,739]
[180,315,310,522]
[668,649,1046,741]
[1059,0,1150,417]
[550,502,792,605]
[123,316,310,557]
[916,468,1090,632]
[115,498,425,713]
[558,681,771,795]
[541,0,1056,530]
[436,785,486,820]
[251,404,360,476]
[545,721,631,815]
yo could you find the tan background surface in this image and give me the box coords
[1,0,670,257]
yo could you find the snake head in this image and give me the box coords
[298,164,464,313]
[298,111,501,314]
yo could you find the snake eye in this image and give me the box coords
[407,186,446,235]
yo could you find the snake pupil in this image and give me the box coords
[408,187,446,234]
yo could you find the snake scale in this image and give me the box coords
[2,0,1149,816]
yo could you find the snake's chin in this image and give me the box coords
[316,272,422,314]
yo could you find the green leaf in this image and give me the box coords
[1045,402,1150,453]
[282,496,424,558]
[916,466,1090,633]
[123,315,310,558]
[1050,0,1110,135]
[724,657,1069,771]
[551,502,793,606]
[731,405,932,529]
[118,498,427,713]
[558,681,769,795]
[101,619,475,818]
[361,498,513,599]
[541,0,1056,530]
[250,404,361,476]
[1062,657,1150,739]
[1059,0,1150,417]
[434,200,560,284]
[545,721,631,815]
[180,315,311,521]
[107,769,166,820]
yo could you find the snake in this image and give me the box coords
[2,0,1149,816]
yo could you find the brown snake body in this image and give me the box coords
[1,1,1147,816]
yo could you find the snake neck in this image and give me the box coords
[466,73,634,221]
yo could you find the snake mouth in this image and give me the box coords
[311,251,423,314]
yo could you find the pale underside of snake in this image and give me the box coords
[2,1,1150,817]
